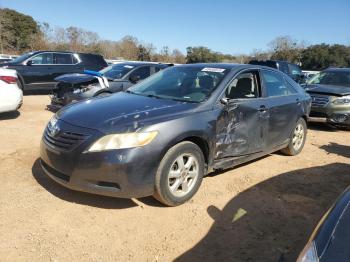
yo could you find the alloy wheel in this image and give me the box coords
[292,123,304,151]
[167,153,199,197]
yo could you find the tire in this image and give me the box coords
[281,118,307,156]
[153,141,205,206]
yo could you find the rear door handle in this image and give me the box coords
[296,98,301,105]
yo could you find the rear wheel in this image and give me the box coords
[281,118,307,156]
[154,141,205,206]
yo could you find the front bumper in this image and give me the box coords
[40,120,161,198]
[309,96,350,126]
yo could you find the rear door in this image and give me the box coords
[52,53,82,80]
[260,69,300,148]
[215,70,269,158]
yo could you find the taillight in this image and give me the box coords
[0,76,17,84]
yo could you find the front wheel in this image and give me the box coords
[281,118,307,156]
[153,141,205,206]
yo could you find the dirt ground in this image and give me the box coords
[0,95,349,262]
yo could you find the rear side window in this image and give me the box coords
[261,70,296,97]
[129,66,151,80]
[30,53,53,65]
[53,53,73,64]
[288,63,302,76]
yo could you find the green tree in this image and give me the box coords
[186,46,222,63]
[0,8,39,52]
[137,44,151,61]
[301,44,350,70]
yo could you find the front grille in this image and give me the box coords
[309,111,328,118]
[44,128,89,151]
[310,94,330,107]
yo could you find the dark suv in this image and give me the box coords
[249,60,303,83]
[0,51,107,91]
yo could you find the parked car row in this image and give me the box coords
[1,50,349,260]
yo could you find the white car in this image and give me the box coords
[0,68,23,113]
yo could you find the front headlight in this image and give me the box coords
[87,131,158,152]
[333,95,350,105]
[297,241,318,262]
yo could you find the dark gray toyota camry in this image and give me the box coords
[40,63,311,206]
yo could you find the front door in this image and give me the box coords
[23,52,55,90]
[215,70,269,159]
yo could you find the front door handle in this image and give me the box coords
[296,98,301,105]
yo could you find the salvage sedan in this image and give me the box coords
[40,64,311,206]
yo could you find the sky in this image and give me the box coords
[1,0,349,55]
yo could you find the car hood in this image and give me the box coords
[313,186,350,261]
[55,73,98,84]
[305,84,350,96]
[55,73,128,85]
[57,92,198,133]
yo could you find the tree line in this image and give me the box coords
[1,8,350,70]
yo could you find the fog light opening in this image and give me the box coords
[97,181,120,189]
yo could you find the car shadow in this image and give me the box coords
[0,111,20,120]
[175,163,350,262]
[307,121,337,132]
[319,142,350,158]
[31,159,137,209]
[24,90,51,96]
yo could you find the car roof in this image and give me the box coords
[31,50,103,56]
[324,67,350,72]
[113,61,171,67]
[176,63,277,71]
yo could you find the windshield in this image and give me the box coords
[100,63,135,79]
[10,52,35,63]
[128,66,229,103]
[308,71,350,87]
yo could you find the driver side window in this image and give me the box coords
[30,53,53,65]
[225,71,260,99]
[129,66,151,80]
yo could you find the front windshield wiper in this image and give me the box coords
[125,90,137,95]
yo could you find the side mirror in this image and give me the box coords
[220,97,229,105]
[26,60,33,66]
[129,75,140,83]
